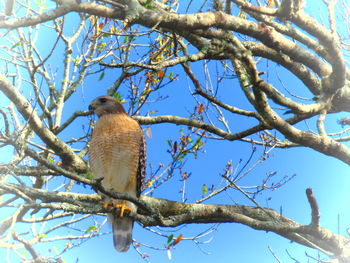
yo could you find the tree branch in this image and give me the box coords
[0,74,87,172]
[1,182,349,260]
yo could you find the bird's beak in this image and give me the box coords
[88,102,96,112]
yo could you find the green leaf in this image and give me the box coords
[97,42,107,52]
[99,71,105,81]
[166,234,174,245]
[11,42,21,49]
[113,92,122,102]
[145,0,152,7]
[81,172,94,180]
[72,56,82,66]
[180,151,188,159]
[193,137,203,150]
[85,226,97,233]
[202,184,207,196]
[166,71,174,78]
[166,140,172,149]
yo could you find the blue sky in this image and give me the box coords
[0,1,350,262]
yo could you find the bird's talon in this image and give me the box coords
[114,201,132,217]
[100,200,114,209]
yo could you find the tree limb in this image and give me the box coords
[0,74,87,172]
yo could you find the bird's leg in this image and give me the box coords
[114,200,132,217]
[100,200,114,209]
[100,200,132,216]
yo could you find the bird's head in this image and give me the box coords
[89,96,126,117]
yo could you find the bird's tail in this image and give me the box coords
[108,200,136,252]
[111,215,134,252]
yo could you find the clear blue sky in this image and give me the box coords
[0,1,349,263]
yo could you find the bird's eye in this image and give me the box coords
[99,98,107,103]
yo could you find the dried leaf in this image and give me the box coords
[146,127,152,138]
[158,70,165,80]
[65,242,72,248]
[267,0,275,8]
[173,141,178,153]
[238,11,246,19]
[172,234,183,246]
[198,104,205,114]
[147,180,155,187]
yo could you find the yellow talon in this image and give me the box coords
[114,201,132,217]
[100,200,114,209]
[100,200,131,217]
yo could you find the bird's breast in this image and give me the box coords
[88,114,141,194]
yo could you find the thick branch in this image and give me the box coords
[0,165,59,176]
[253,82,350,165]
[0,74,87,172]
[306,188,320,228]
[1,182,349,260]
[244,41,322,96]
[135,113,311,146]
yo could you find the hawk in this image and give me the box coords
[88,96,146,252]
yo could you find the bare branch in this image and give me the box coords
[306,188,320,228]
[0,74,86,172]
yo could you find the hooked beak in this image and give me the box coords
[88,102,96,112]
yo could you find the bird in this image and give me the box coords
[88,95,146,252]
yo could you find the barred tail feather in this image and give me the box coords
[110,214,133,252]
